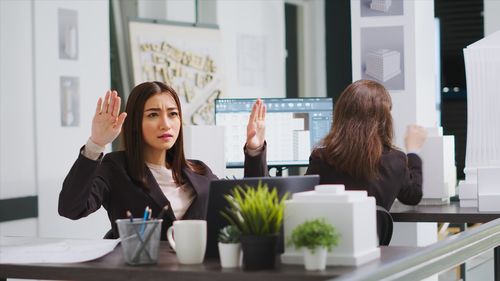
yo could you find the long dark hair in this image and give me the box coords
[123,81,206,188]
[322,79,394,181]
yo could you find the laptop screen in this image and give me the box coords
[205,175,320,258]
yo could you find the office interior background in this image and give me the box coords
[1,0,500,249]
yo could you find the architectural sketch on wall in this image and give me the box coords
[129,21,225,125]
[361,26,405,90]
[60,76,80,127]
[58,9,78,60]
[237,34,267,87]
[360,0,403,17]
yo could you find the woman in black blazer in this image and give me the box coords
[305,80,427,211]
[58,81,267,240]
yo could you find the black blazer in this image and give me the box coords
[58,145,267,240]
[305,147,423,210]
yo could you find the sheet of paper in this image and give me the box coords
[0,236,120,264]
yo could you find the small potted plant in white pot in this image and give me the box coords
[287,218,340,271]
[218,225,241,268]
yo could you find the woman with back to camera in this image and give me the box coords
[305,79,427,211]
[58,81,267,240]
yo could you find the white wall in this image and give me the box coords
[137,0,286,177]
[413,0,438,128]
[34,0,110,238]
[138,0,167,20]
[166,0,196,23]
[484,0,500,36]
[0,0,111,238]
[218,0,286,99]
[0,0,38,236]
[138,0,287,99]
[351,0,438,148]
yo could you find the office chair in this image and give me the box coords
[376,205,394,246]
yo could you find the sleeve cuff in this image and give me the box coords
[406,149,420,155]
[245,144,264,157]
[82,138,105,160]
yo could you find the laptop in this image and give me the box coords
[205,175,320,258]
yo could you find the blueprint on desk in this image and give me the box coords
[0,236,120,264]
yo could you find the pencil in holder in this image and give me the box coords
[116,218,163,265]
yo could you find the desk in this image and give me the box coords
[390,201,500,223]
[0,242,417,281]
[390,201,500,281]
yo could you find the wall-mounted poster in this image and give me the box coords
[237,34,267,87]
[129,21,224,125]
[360,0,404,17]
[60,76,80,127]
[360,26,405,91]
[58,8,78,60]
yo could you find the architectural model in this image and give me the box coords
[459,30,500,210]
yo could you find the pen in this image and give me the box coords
[142,206,149,220]
[126,210,134,222]
[123,210,143,244]
[140,206,149,236]
[156,205,169,219]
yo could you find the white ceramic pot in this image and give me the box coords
[303,247,327,271]
[218,242,241,268]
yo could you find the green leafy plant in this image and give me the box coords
[221,181,289,235]
[287,218,340,253]
[218,225,241,244]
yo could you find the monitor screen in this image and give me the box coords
[205,175,320,258]
[215,98,333,168]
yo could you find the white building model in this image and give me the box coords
[365,48,401,82]
[370,0,392,13]
[459,30,500,211]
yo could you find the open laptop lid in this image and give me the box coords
[205,175,320,258]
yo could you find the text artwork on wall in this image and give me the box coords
[129,21,225,125]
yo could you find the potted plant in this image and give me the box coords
[218,225,241,268]
[287,218,340,271]
[221,181,289,270]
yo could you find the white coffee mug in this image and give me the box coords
[167,220,207,264]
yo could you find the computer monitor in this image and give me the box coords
[205,175,320,258]
[215,98,333,168]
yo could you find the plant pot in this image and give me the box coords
[240,234,278,270]
[303,247,327,271]
[218,242,241,268]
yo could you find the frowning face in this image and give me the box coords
[142,92,181,158]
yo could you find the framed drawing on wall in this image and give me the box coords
[360,26,405,91]
[360,0,404,17]
[129,20,225,125]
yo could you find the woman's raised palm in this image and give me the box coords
[90,90,127,147]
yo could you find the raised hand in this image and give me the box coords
[404,124,427,152]
[246,98,266,150]
[90,90,127,147]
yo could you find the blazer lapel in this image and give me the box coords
[182,166,213,219]
[183,167,211,196]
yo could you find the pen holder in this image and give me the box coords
[116,218,163,265]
